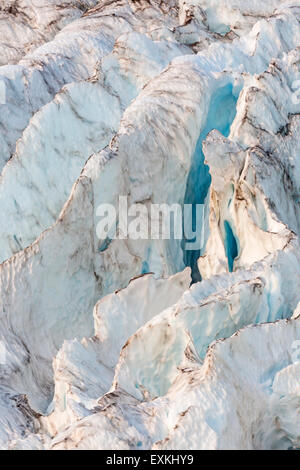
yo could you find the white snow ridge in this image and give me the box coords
[0,0,299,451]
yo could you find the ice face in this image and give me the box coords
[0,33,189,263]
[0,0,300,450]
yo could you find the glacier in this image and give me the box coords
[0,0,299,450]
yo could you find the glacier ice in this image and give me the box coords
[0,0,300,450]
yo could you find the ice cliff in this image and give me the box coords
[0,0,299,450]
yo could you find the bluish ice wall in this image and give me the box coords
[182,83,239,282]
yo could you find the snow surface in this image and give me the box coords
[0,0,299,450]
